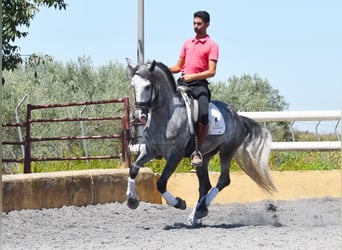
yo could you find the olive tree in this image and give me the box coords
[212,74,288,112]
[211,74,291,141]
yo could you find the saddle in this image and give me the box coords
[177,86,225,135]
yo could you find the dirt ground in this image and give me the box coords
[2,170,341,249]
[2,197,341,249]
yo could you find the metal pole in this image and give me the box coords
[137,0,144,64]
[80,105,89,164]
[123,97,131,168]
[15,95,28,159]
[24,104,32,173]
[135,0,145,159]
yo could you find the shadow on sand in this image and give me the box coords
[163,222,251,230]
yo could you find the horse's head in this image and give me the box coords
[126,59,158,123]
[127,59,177,123]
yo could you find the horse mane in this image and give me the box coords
[138,61,177,93]
[154,61,177,92]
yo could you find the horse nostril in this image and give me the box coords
[134,109,148,124]
[139,113,147,123]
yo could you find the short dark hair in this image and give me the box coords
[194,11,210,23]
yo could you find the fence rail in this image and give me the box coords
[239,110,341,151]
[238,110,341,122]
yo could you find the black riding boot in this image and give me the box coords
[191,123,208,166]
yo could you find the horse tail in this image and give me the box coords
[234,115,277,193]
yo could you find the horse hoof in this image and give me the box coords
[127,195,139,209]
[174,197,187,210]
[188,213,202,226]
[195,196,209,218]
[195,209,208,219]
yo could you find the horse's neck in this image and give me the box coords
[149,93,188,139]
[156,77,178,107]
[151,82,184,120]
[153,90,179,115]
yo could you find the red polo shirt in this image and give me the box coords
[180,35,219,75]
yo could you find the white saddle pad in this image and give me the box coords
[208,102,226,135]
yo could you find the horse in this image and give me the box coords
[125,59,277,225]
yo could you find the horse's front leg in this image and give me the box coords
[157,153,186,210]
[126,162,141,209]
[126,146,155,209]
[188,156,212,225]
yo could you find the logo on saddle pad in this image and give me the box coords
[208,102,225,135]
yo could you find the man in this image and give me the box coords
[169,10,219,166]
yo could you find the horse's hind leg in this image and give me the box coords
[209,149,234,199]
[218,149,233,186]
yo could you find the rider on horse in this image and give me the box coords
[169,11,219,166]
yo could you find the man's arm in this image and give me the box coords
[169,57,185,73]
[182,59,217,82]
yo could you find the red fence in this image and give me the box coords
[2,98,131,173]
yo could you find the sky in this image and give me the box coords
[16,0,342,131]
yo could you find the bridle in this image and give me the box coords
[131,72,158,111]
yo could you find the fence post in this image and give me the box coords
[15,95,28,159]
[24,104,32,173]
[123,97,131,168]
[79,105,89,164]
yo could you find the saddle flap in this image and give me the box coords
[177,86,225,135]
[192,99,199,123]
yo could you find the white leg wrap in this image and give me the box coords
[162,191,178,207]
[126,177,136,196]
[205,187,219,206]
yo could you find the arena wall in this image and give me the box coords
[2,168,161,213]
[2,169,340,212]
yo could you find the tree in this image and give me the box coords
[211,74,291,141]
[212,74,288,112]
[2,0,67,78]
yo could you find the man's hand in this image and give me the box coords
[181,74,195,83]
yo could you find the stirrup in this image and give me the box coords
[191,150,203,166]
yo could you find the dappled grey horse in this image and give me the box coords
[126,59,276,225]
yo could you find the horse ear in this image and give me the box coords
[126,58,136,80]
[149,60,156,72]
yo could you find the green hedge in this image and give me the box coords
[7,150,339,174]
